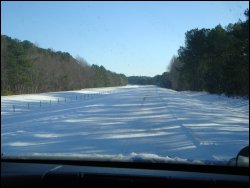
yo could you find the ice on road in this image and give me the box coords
[1,85,249,164]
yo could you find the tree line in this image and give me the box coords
[129,9,249,98]
[1,35,127,95]
[128,74,171,89]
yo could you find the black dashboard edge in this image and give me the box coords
[1,157,249,175]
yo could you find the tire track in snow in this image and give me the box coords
[154,87,214,160]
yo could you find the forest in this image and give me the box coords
[1,35,127,95]
[129,9,249,98]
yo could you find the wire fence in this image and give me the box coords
[4,91,112,114]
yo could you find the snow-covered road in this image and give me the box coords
[1,85,249,164]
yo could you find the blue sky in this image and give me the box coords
[1,1,249,77]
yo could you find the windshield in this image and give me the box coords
[1,1,249,167]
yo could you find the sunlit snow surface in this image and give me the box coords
[1,85,249,165]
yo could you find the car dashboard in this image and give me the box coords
[1,158,249,187]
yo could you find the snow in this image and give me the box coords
[1,85,249,165]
